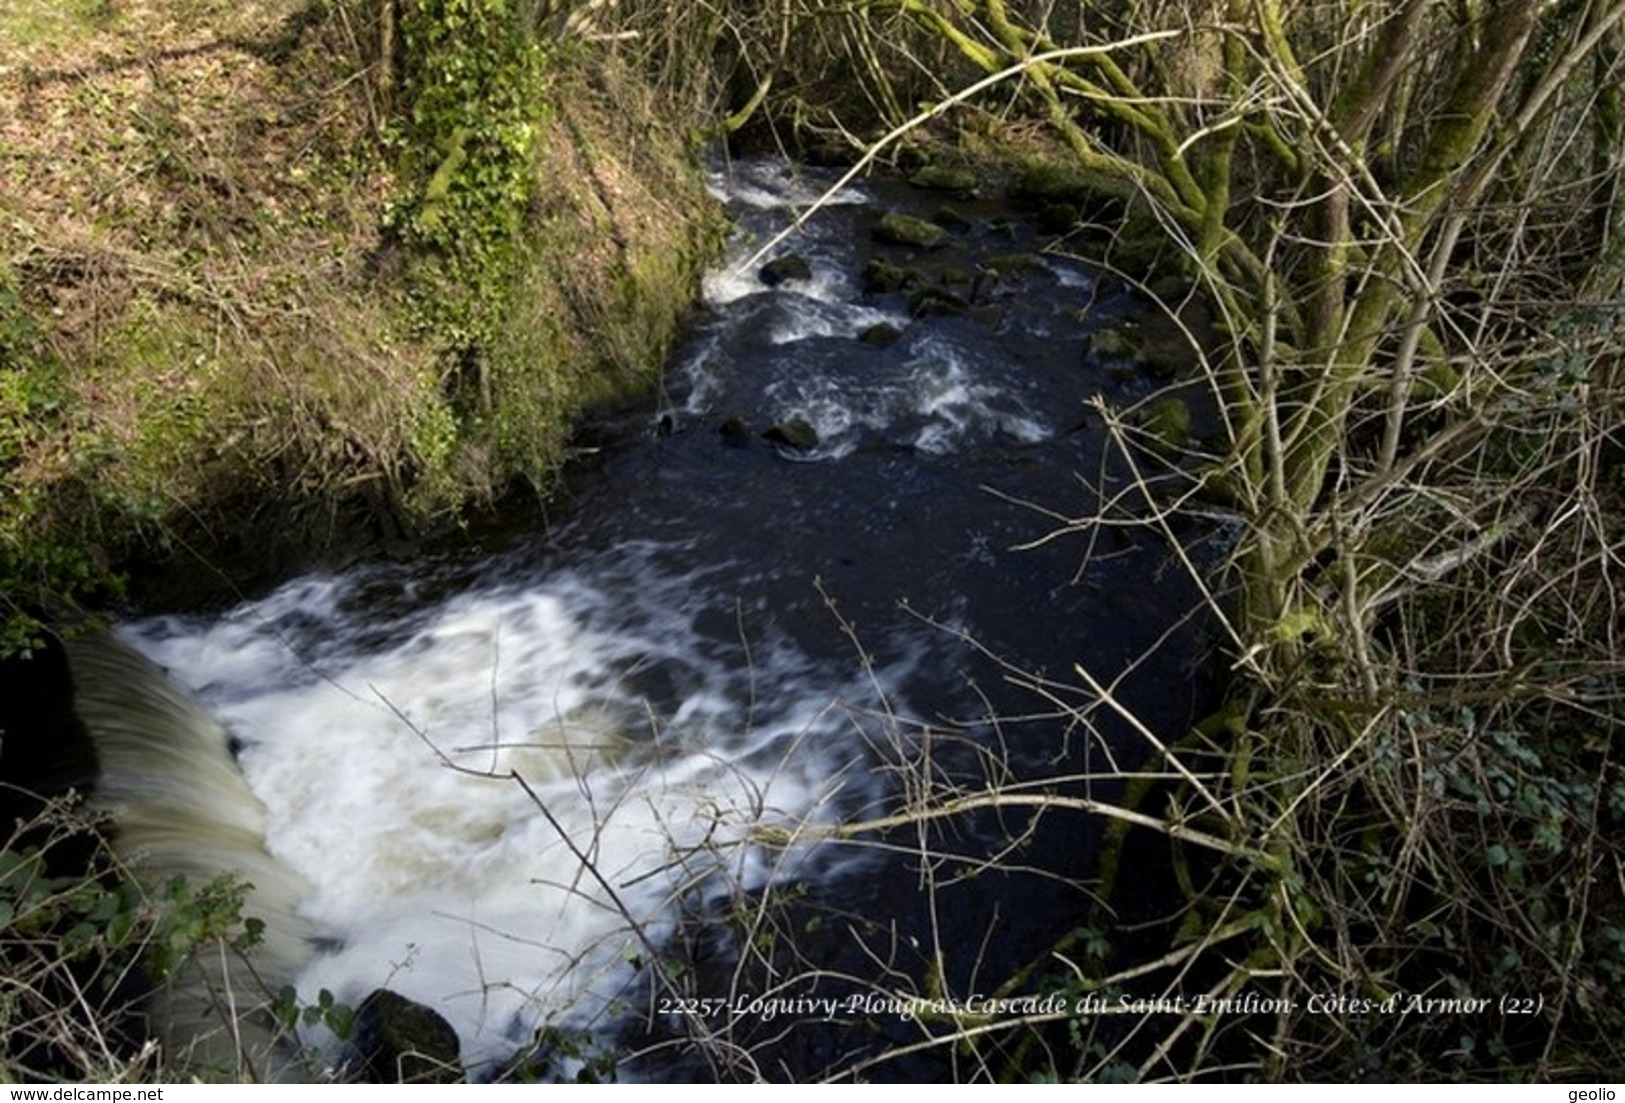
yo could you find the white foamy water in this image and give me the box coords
[121,551,901,1073]
[744,334,1052,460]
[704,158,870,214]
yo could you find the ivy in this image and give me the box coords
[388,0,549,349]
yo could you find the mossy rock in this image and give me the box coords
[762,418,819,450]
[1138,338,1188,381]
[908,285,969,317]
[349,989,463,1084]
[1089,325,1142,360]
[874,212,948,249]
[1010,161,1125,220]
[759,254,812,286]
[984,252,1047,278]
[894,143,932,173]
[802,139,860,167]
[1107,215,1178,281]
[862,258,921,294]
[931,205,973,232]
[858,322,903,347]
[909,164,979,193]
[1141,397,1192,451]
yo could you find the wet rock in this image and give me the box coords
[1141,397,1192,451]
[931,205,972,232]
[862,258,920,294]
[908,285,969,317]
[1139,339,1187,381]
[983,251,1047,278]
[759,255,811,286]
[909,164,978,193]
[761,418,819,450]
[803,140,859,167]
[719,414,751,447]
[1089,324,1142,360]
[347,989,462,1084]
[1010,161,1125,222]
[874,212,947,249]
[858,322,903,347]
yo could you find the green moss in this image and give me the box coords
[1089,325,1142,360]
[875,212,948,248]
[1141,396,1192,451]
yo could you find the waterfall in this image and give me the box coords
[66,635,317,1080]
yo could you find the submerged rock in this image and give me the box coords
[982,251,1047,278]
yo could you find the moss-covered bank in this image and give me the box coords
[0,0,721,647]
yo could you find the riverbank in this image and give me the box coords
[0,0,721,644]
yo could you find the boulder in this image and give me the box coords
[908,285,969,318]
[1141,397,1193,451]
[909,164,979,193]
[347,989,462,1084]
[1089,325,1142,360]
[858,323,903,347]
[759,255,812,286]
[761,418,819,450]
[861,258,920,294]
[874,212,947,249]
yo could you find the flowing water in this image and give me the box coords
[101,158,1218,1080]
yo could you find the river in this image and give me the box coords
[111,156,1218,1081]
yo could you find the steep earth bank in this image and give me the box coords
[0,0,721,643]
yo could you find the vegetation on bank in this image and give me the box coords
[0,0,720,654]
[711,0,1625,1081]
[3,0,1623,1085]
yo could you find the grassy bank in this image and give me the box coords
[0,0,721,649]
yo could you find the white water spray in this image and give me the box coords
[114,556,900,1074]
